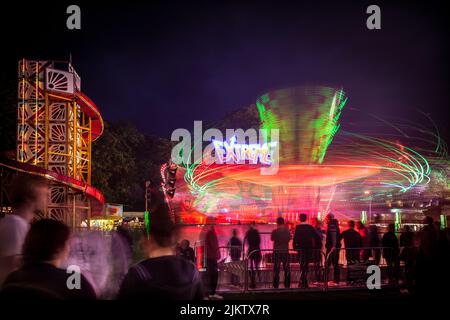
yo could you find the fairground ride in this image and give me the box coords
[0,59,105,228]
[167,86,449,225]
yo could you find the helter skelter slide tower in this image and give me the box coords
[0,59,105,227]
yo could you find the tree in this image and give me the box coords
[92,121,172,211]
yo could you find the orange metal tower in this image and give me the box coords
[1,59,105,227]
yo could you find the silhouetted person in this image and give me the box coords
[399,225,415,286]
[227,229,242,286]
[382,223,400,285]
[325,214,341,285]
[0,174,49,285]
[435,221,450,282]
[356,221,370,261]
[293,214,321,288]
[341,220,362,283]
[0,219,96,299]
[177,239,196,263]
[416,216,439,293]
[200,217,222,299]
[341,220,362,264]
[443,227,450,289]
[312,218,324,282]
[244,222,261,289]
[368,225,381,265]
[271,217,291,288]
[119,201,203,300]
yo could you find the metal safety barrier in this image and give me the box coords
[217,246,412,292]
[243,248,327,292]
[194,239,418,293]
[323,246,407,291]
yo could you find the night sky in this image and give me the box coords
[1,0,449,141]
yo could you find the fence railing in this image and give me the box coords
[243,248,326,292]
[199,245,413,292]
[323,246,402,291]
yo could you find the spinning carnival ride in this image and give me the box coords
[169,86,449,224]
[0,59,105,227]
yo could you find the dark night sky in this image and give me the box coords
[1,0,449,141]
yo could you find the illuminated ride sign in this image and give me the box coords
[212,135,278,165]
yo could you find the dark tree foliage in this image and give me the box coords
[92,121,172,211]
